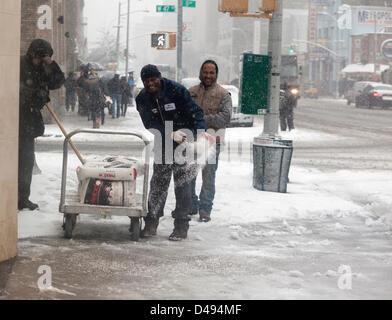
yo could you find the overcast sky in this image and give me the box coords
[84,0,175,47]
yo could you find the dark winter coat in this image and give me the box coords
[136,77,206,158]
[120,79,132,104]
[19,39,65,138]
[107,76,122,95]
[78,75,109,114]
[64,75,77,94]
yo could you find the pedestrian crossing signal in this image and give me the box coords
[151,32,176,50]
[151,33,167,48]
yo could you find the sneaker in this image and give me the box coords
[140,218,159,238]
[199,212,211,223]
[18,200,39,211]
[168,228,187,241]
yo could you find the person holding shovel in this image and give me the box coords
[19,39,65,210]
[136,64,208,241]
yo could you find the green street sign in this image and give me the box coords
[183,0,196,7]
[240,53,270,114]
[156,5,176,12]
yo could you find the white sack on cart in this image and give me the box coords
[76,156,143,181]
[77,156,143,207]
[80,179,136,207]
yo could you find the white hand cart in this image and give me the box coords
[59,129,151,241]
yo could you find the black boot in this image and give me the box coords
[18,199,39,211]
[169,218,189,241]
[140,217,159,238]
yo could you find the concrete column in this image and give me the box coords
[0,0,21,263]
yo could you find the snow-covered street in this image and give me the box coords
[1,99,392,300]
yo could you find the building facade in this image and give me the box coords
[309,0,392,95]
[0,0,20,268]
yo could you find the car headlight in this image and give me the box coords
[290,88,299,95]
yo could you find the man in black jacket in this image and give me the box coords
[78,64,109,128]
[64,72,77,112]
[107,72,122,118]
[120,76,132,117]
[136,64,206,241]
[19,39,65,210]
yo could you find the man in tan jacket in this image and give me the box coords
[189,60,232,222]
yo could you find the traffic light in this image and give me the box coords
[289,44,296,54]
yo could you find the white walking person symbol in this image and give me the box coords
[158,35,165,47]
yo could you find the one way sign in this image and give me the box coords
[151,33,167,48]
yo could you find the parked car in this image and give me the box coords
[345,81,377,106]
[135,77,144,97]
[221,84,239,112]
[227,112,254,128]
[181,77,200,89]
[180,80,253,127]
[222,85,254,128]
[355,82,392,108]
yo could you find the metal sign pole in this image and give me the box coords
[177,0,183,82]
[262,0,283,138]
[125,0,130,81]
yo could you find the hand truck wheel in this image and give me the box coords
[129,217,141,242]
[63,214,77,239]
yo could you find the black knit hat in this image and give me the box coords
[141,64,161,82]
[27,39,54,59]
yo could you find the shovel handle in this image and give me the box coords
[45,103,86,164]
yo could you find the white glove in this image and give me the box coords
[105,95,113,106]
[171,130,187,144]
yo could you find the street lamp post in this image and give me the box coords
[115,2,122,68]
[125,0,130,81]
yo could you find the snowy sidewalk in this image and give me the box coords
[2,109,392,299]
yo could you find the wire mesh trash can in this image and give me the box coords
[253,137,293,193]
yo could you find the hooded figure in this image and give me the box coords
[18,39,65,211]
[78,65,109,127]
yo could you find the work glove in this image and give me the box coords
[171,130,187,144]
[198,132,216,147]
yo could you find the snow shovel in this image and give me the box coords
[45,103,86,165]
